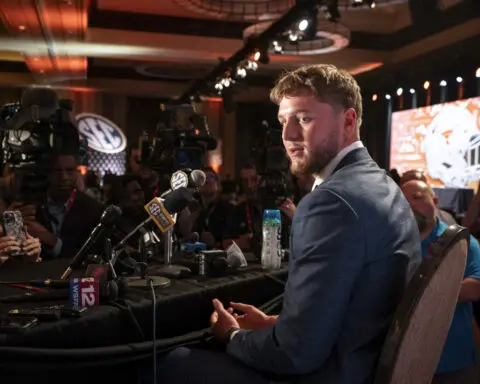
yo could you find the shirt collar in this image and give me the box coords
[46,195,70,211]
[312,141,364,191]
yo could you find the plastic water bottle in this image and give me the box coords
[261,209,282,270]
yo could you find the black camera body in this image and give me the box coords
[139,105,217,188]
[0,88,85,203]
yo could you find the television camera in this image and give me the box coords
[139,104,217,189]
[0,87,86,203]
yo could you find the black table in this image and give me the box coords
[0,258,287,379]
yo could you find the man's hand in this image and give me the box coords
[0,235,21,257]
[210,298,240,342]
[278,198,296,220]
[229,302,278,330]
[23,221,56,248]
[22,229,42,262]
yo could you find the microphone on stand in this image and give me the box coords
[60,205,122,280]
[160,169,206,198]
[124,228,171,288]
[113,187,194,254]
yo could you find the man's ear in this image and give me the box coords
[433,196,439,206]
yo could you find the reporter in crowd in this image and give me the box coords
[139,65,421,383]
[5,153,104,259]
[401,179,480,383]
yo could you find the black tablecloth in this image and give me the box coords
[0,258,287,356]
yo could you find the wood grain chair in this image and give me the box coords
[375,224,470,384]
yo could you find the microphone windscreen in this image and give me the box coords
[100,205,123,227]
[190,170,206,187]
[163,187,194,214]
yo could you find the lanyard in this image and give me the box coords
[65,189,77,214]
[245,203,252,232]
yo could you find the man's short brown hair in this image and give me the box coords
[270,64,363,129]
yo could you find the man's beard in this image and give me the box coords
[414,212,429,233]
[289,133,339,177]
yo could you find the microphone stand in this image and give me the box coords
[124,233,172,288]
[151,228,191,278]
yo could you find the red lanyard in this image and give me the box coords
[153,184,159,198]
[66,189,77,214]
[245,203,252,232]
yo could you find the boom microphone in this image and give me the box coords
[160,169,206,198]
[60,205,122,280]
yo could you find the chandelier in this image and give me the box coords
[171,0,409,21]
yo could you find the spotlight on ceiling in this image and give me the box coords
[288,32,299,42]
[236,67,247,78]
[456,76,463,83]
[409,88,415,94]
[372,94,378,101]
[298,19,309,31]
[385,94,391,100]
[396,88,403,96]
[476,67,480,78]
[424,81,430,90]
[439,80,447,87]
[272,41,283,54]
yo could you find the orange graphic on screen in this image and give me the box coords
[390,97,480,188]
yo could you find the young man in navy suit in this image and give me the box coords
[141,64,421,383]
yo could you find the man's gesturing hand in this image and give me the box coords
[210,299,240,343]
[229,302,278,330]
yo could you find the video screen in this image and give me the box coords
[390,96,480,189]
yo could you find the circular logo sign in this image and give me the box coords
[170,171,188,190]
[76,113,127,154]
[148,202,162,217]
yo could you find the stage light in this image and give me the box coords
[236,67,247,78]
[372,94,378,101]
[475,67,480,78]
[246,60,258,71]
[18,25,26,31]
[456,76,463,83]
[298,19,309,31]
[385,94,391,100]
[424,81,430,90]
[221,78,231,87]
[273,43,283,53]
[214,82,223,91]
[253,51,261,61]
[439,80,447,87]
[409,88,415,94]
[396,88,403,96]
[288,32,298,42]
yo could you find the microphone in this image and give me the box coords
[160,169,206,198]
[113,187,194,252]
[60,205,122,280]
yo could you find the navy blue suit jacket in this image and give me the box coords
[226,147,421,383]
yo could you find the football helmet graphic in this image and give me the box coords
[424,105,480,188]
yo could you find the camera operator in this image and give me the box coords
[7,153,104,259]
[223,163,263,254]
